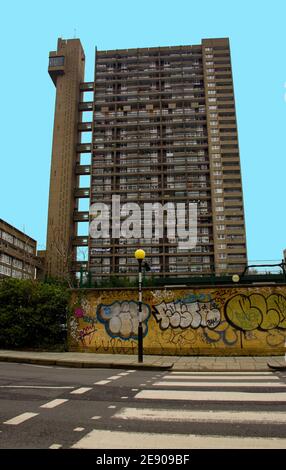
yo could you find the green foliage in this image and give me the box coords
[0,278,70,349]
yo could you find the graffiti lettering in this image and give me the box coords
[97,301,151,340]
[153,299,220,330]
[203,321,238,346]
[225,294,286,331]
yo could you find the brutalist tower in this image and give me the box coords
[46,37,247,281]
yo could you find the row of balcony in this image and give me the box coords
[95,71,232,86]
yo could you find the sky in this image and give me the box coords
[0,0,285,262]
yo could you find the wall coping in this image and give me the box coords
[70,283,286,292]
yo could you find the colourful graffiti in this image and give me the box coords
[225,294,286,331]
[70,295,98,346]
[97,301,151,340]
[153,299,220,330]
[69,285,286,355]
[203,321,238,346]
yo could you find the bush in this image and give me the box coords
[0,278,69,349]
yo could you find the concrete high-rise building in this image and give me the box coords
[46,37,247,281]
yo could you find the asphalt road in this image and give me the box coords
[0,362,286,449]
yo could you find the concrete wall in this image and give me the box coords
[69,284,286,356]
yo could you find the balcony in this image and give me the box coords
[75,165,91,175]
[74,211,89,222]
[77,143,92,153]
[72,236,89,246]
[80,82,94,92]
[74,188,90,198]
[79,101,93,111]
[78,122,92,132]
[71,261,88,272]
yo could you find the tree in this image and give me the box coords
[0,278,70,349]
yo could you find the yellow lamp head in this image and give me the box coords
[232,274,240,283]
[134,249,146,260]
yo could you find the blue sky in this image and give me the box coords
[0,0,285,261]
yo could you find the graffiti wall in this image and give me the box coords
[69,285,286,356]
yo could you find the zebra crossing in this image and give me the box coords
[73,370,286,449]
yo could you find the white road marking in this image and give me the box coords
[74,427,85,432]
[94,380,110,385]
[170,371,276,376]
[121,396,129,399]
[23,364,53,369]
[117,372,130,376]
[4,412,39,425]
[135,389,286,402]
[127,370,136,373]
[132,389,139,391]
[114,407,286,424]
[164,374,279,381]
[40,399,69,409]
[140,384,146,386]
[108,375,121,380]
[91,416,101,420]
[49,444,62,449]
[108,405,116,409]
[0,385,74,389]
[154,381,286,388]
[70,387,92,395]
[71,429,286,449]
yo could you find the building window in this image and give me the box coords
[2,231,14,244]
[0,253,12,264]
[49,56,65,67]
[12,259,23,269]
[0,264,11,276]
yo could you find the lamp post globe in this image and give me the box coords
[134,249,146,363]
[135,249,146,260]
[232,274,240,283]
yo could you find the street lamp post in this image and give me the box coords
[134,249,146,363]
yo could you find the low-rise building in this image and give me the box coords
[0,219,41,280]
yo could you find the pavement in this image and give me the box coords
[0,349,285,371]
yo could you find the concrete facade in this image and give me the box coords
[0,219,40,279]
[46,38,86,280]
[46,37,247,282]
